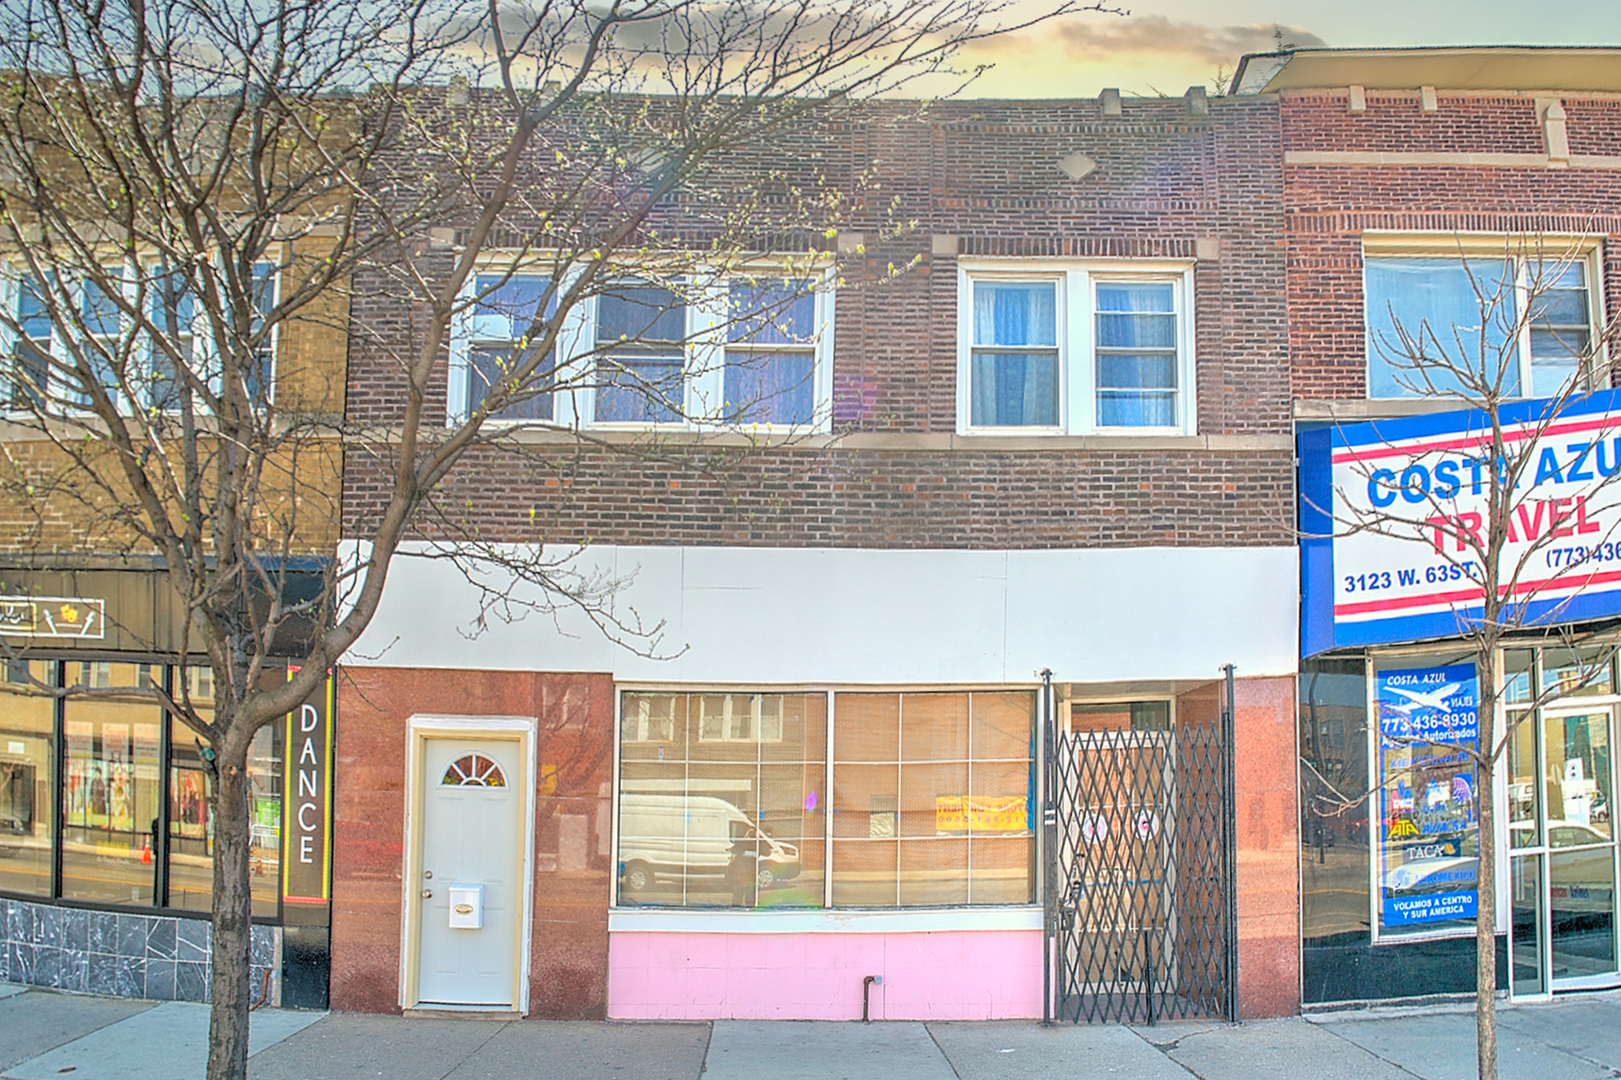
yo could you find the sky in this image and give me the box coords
[944,0,1621,97]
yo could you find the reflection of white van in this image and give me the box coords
[618,794,800,893]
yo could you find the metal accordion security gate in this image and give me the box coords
[1043,667,1238,1024]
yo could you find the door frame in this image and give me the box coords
[398,713,537,1014]
[1507,700,1621,999]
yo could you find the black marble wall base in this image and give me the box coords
[0,898,277,1004]
[1303,931,1508,1004]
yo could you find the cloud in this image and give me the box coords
[984,15,1326,67]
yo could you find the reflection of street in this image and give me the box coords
[1303,851,1373,937]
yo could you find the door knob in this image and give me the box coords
[424,870,433,879]
[422,889,433,898]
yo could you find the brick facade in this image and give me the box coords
[1282,89,1621,402]
[343,95,1295,552]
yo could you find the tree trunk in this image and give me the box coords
[1475,653,1499,1080]
[206,738,254,1080]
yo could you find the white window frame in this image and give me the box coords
[447,261,836,433]
[1361,234,1607,402]
[1,259,280,417]
[956,257,1197,437]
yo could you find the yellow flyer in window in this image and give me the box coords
[935,795,1029,835]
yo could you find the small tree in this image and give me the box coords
[0,0,1110,1077]
[1314,239,1621,1080]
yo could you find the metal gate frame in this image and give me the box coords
[1042,666,1239,1024]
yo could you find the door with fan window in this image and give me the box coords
[416,739,522,1006]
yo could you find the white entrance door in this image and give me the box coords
[417,738,522,1006]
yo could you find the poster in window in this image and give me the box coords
[171,769,208,839]
[1376,663,1479,930]
[102,723,132,832]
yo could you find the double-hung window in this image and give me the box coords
[70,272,125,411]
[4,263,278,416]
[1363,239,1602,400]
[594,281,686,424]
[722,279,820,426]
[456,273,556,423]
[145,268,197,412]
[448,264,833,431]
[958,260,1195,436]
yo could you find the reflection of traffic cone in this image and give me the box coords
[140,836,152,865]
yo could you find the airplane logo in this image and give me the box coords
[1383,683,1461,715]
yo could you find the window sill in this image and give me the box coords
[454,425,1290,452]
[607,905,1043,934]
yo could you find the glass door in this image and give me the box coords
[1508,704,1620,994]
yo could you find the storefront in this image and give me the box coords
[1298,398,1621,1004]
[0,564,333,1007]
[331,540,1303,1021]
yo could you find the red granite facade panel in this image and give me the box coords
[1231,675,1300,1020]
[329,666,614,1019]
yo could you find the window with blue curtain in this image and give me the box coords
[969,280,1058,427]
[1095,282,1177,428]
[469,274,555,422]
[11,275,53,410]
[595,282,685,424]
[1364,257,1521,398]
[724,279,816,425]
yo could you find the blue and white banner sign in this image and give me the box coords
[1376,663,1479,930]
[1300,390,1621,656]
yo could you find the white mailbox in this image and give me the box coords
[447,884,484,929]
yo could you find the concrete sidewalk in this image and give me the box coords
[2,982,1618,1080]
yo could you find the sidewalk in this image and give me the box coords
[1,981,1618,1080]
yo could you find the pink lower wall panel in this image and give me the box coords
[608,930,1044,1020]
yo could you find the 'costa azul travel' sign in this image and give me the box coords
[1300,389,1621,656]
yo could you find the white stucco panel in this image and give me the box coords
[341,542,1298,684]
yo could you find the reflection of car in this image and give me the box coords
[1510,821,1616,922]
[618,794,800,894]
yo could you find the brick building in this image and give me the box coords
[331,91,1301,1022]
[0,243,349,1006]
[1233,47,1621,1006]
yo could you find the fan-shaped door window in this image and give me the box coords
[441,753,506,788]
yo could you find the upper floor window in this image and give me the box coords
[1363,244,1600,400]
[462,273,556,422]
[3,262,279,416]
[957,259,1196,436]
[447,264,833,432]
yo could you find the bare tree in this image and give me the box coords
[0,0,1113,1076]
[1306,238,1621,1080]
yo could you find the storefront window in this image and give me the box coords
[615,689,1035,910]
[61,662,164,906]
[617,691,826,908]
[1372,652,1479,938]
[830,691,1034,908]
[0,659,56,897]
[1299,657,1372,945]
[1541,646,1615,700]
[0,657,297,920]
[168,667,284,917]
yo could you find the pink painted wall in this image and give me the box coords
[608,930,1043,1020]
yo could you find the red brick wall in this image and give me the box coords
[1282,90,1621,401]
[345,443,1295,548]
[329,667,615,1018]
[343,96,1294,550]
